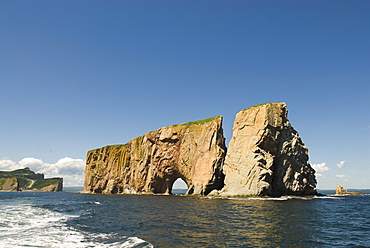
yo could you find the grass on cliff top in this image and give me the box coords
[31,178,62,189]
[108,144,130,149]
[171,115,221,127]
[88,143,130,153]
[243,102,273,111]
[87,116,221,152]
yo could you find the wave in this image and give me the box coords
[0,201,152,248]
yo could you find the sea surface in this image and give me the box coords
[1,188,369,247]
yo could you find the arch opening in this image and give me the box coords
[172,178,188,195]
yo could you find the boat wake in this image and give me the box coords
[0,201,153,248]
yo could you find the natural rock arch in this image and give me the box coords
[84,116,226,195]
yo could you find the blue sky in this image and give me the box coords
[1,1,369,189]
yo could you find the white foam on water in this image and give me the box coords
[247,197,289,201]
[0,202,153,248]
[313,195,343,200]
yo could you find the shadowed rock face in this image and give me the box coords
[84,116,226,195]
[221,103,317,196]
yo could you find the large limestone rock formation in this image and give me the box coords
[84,116,226,195]
[84,102,318,197]
[221,103,317,196]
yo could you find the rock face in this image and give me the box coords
[84,102,318,196]
[221,103,317,196]
[84,116,226,195]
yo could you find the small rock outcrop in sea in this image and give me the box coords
[0,167,63,191]
[84,116,226,195]
[335,185,365,195]
[336,185,349,195]
[84,102,318,196]
[220,103,317,196]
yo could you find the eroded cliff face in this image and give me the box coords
[220,103,317,196]
[84,116,226,195]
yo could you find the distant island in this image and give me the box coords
[0,167,63,191]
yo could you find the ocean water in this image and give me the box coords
[1,190,369,247]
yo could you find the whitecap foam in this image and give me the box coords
[246,197,289,201]
[0,202,153,248]
[313,195,343,200]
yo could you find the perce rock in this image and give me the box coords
[84,102,317,196]
[84,116,226,195]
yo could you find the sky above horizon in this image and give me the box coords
[1,1,369,189]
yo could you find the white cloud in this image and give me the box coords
[335,175,348,178]
[0,157,19,171]
[336,175,349,181]
[19,157,45,170]
[336,161,345,168]
[312,162,331,172]
[0,157,85,187]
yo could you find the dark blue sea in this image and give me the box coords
[1,188,369,247]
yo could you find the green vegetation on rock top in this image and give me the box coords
[0,167,44,180]
[107,143,130,149]
[243,102,273,111]
[171,115,221,127]
[88,143,130,153]
[32,178,62,189]
[87,116,222,152]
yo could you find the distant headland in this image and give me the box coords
[0,167,63,191]
[83,102,317,197]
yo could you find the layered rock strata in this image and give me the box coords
[84,116,226,195]
[220,103,317,196]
